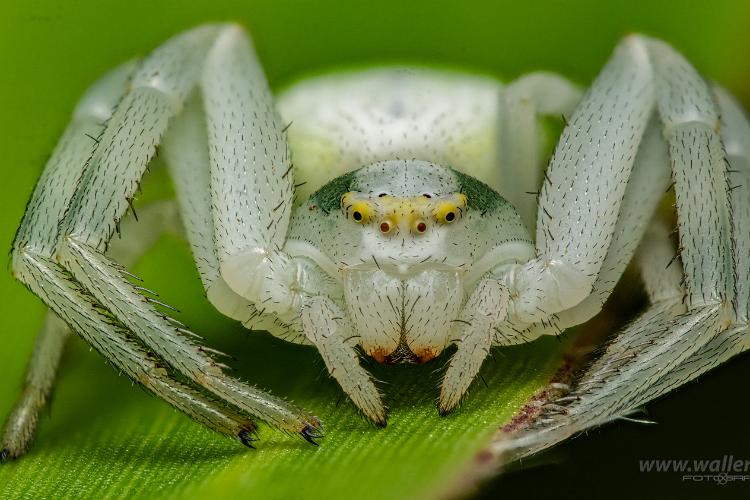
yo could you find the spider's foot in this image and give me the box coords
[437,382,466,416]
[300,422,324,446]
[238,428,260,449]
[437,389,464,417]
[371,414,388,428]
[437,406,454,417]
[437,394,463,416]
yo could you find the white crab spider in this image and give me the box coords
[3,23,749,461]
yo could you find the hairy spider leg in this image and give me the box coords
[7,25,322,461]
[480,38,750,461]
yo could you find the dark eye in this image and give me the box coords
[422,193,432,198]
[353,211,363,221]
[445,212,455,222]
[378,193,388,197]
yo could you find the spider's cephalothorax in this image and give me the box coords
[4,23,750,461]
[286,160,532,364]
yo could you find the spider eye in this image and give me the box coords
[341,192,375,224]
[433,193,467,224]
[380,220,393,233]
[349,201,373,223]
[415,221,427,233]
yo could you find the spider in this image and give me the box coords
[2,23,749,461]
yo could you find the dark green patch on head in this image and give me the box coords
[308,170,358,212]
[452,169,504,213]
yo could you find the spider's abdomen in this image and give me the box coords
[277,68,502,202]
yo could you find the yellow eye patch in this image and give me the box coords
[341,192,375,223]
[433,194,467,224]
[350,201,374,223]
[341,191,468,228]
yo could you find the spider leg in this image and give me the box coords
[7,60,132,460]
[440,120,670,407]
[1,314,68,461]
[519,34,734,323]
[2,201,179,460]
[440,35,744,417]
[498,73,581,231]
[301,296,386,425]
[649,42,734,310]
[643,83,750,399]
[578,37,742,406]
[202,26,294,314]
[162,91,281,335]
[12,253,259,458]
[54,25,319,436]
[199,27,385,421]
[549,221,693,427]
[518,37,741,412]
[522,37,657,323]
[472,36,659,335]
[6,41,265,452]
[444,111,670,398]
[440,130,670,405]
[11,24,319,453]
[493,38,748,461]
[555,116,672,327]
[490,221,689,459]
[716,84,750,324]
[439,277,510,414]
[56,25,221,251]
[439,39,656,411]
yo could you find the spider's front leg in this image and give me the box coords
[541,38,745,426]
[446,36,750,463]
[2,201,179,460]
[55,25,320,436]
[191,26,385,425]
[440,37,657,411]
[504,76,750,459]
[8,24,322,460]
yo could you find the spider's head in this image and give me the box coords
[291,160,533,280]
[287,160,534,365]
[337,160,471,276]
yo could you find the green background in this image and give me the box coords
[1,1,750,499]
